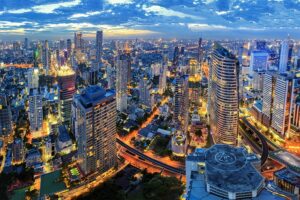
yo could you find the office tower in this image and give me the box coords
[209,43,239,146]
[58,66,76,125]
[74,32,84,50]
[67,39,72,58]
[27,67,39,90]
[24,38,29,50]
[279,40,291,73]
[189,75,201,106]
[262,72,275,126]
[106,64,114,89]
[174,75,189,132]
[184,144,280,200]
[256,40,266,50]
[0,94,13,136]
[89,65,99,85]
[73,85,117,174]
[116,54,129,112]
[173,46,180,67]
[139,77,151,107]
[29,88,43,132]
[59,40,65,50]
[249,50,269,75]
[198,37,203,66]
[252,70,264,91]
[12,138,24,164]
[262,72,300,137]
[158,64,167,94]
[42,40,50,75]
[123,43,132,83]
[96,30,103,63]
[189,58,198,76]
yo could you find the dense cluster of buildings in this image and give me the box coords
[0,31,300,200]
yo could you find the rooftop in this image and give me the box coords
[57,65,75,77]
[275,168,300,187]
[78,85,115,108]
[187,144,264,193]
[271,150,300,173]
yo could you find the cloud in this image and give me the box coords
[187,23,228,30]
[105,0,134,5]
[7,9,32,14]
[32,0,82,14]
[142,5,202,19]
[0,21,36,28]
[69,10,112,19]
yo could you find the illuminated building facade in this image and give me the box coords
[262,72,300,137]
[58,66,76,125]
[249,51,268,75]
[27,67,39,90]
[73,85,117,175]
[29,88,43,132]
[0,94,12,136]
[139,76,151,107]
[116,53,129,112]
[209,43,239,146]
[174,75,189,132]
[185,145,269,200]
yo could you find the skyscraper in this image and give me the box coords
[116,54,129,112]
[29,88,43,132]
[42,40,50,75]
[74,32,84,50]
[24,38,29,50]
[58,66,76,125]
[67,39,72,58]
[209,43,239,146]
[139,76,151,107]
[279,40,291,73]
[249,50,269,75]
[0,94,12,136]
[12,138,24,164]
[262,72,300,137]
[73,85,117,175]
[158,64,167,94]
[27,68,39,90]
[96,30,103,63]
[174,75,189,132]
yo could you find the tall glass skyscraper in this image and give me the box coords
[209,43,239,146]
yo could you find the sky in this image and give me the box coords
[0,0,300,40]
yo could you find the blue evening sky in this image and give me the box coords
[0,0,300,40]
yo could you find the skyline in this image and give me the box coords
[1,0,300,40]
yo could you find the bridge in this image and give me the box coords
[117,138,185,175]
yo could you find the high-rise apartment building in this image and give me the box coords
[209,43,239,146]
[116,54,129,112]
[174,75,189,132]
[29,88,43,132]
[72,85,117,175]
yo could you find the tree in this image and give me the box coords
[143,174,184,200]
